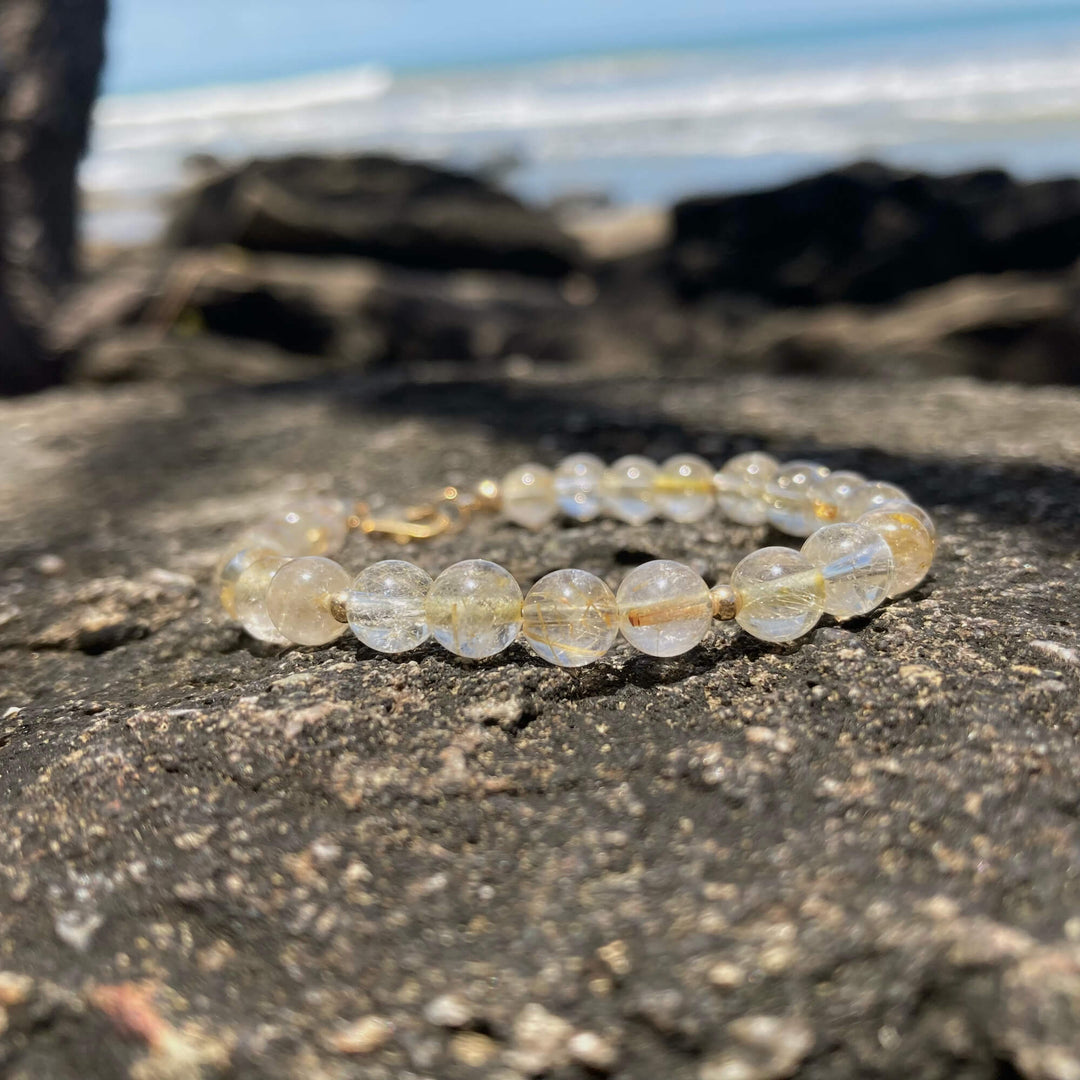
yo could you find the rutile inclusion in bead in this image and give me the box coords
[810,470,864,524]
[266,556,351,646]
[858,503,936,597]
[616,560,713,657]
[425,559,524,659]
[523,568,619,666]
[346,560,432,653]
[654,454,716,523]
[801,522,895,619]
[731,546,826,643]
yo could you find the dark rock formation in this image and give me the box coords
[0,0,107,394]
[669,161,1080,305]
[167,154,585,279]
[2,372,1080,1078]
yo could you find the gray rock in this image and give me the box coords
[1,373,1079,1078]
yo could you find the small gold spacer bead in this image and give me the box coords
[328,590,350,623]
[710,583,737,620]
[474,478,502,511]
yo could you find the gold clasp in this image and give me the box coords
[352,502,454,544]
[349,484,499,545]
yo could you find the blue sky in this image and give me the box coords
[104,0,1080,95]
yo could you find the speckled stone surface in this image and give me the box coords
[1,373,1080,1080]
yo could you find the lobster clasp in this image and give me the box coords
[352,501,454,544]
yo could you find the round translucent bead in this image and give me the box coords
[602,456,658,525]
[714,451,779,526]
[216,541,284,618]
[731,546,825,643]
[522,569,619,667]
[810,470,864,524]
[654,454,716,523]
[234,555,291,644]
[346,560,432,653]
[616,560,712,657]
[877,499,937,541]
[858,504,936,597]
[249,497,349,556]
[765,461,831,536]
[266,556,351,646]
[801,523,895,619]
[554,453,606,522]
[841,480,910,521]
[425,559,523,659]
[501,463,558,530]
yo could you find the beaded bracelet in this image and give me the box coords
[215,454,936,666]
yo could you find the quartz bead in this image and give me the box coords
[858,503,936,597]
[714,452,779,526]
[216,541,285,618]
[249,497,349,556]
[234,555,290,643]
[655,454,716,523]
[810,470,864,524]
[554,453,606,522]
[765,461,831,536]
[425,559,523,659]
[602,456,658,525]
[346,560,432,653]
[616,560,713,657]
[841,480,910,521]
[877,499,937,541]
[266,556,351,646]
[801,523,895,619]
[731,546,825,643]
[522,569,619,667]
[501,463,558,530]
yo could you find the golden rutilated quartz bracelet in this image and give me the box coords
[216,453,936,665]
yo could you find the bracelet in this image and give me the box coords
[215,453,936,666]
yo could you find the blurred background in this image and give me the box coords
[91,0,1080,248]
[3,0,1080,393]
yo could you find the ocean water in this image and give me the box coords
[84,5,1080,246]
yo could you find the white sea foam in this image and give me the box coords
[82,38,1080,244]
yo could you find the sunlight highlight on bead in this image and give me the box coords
[501,463,558,530]
[714,451,779,526]
[858,504,936,597]
[655,454,715,523]
[554,453,606,522]
[602,456,658,525]
[765,461,831,536]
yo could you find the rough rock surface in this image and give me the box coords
[2,372,1080,1080]
[166,155,584,279]
[669,161,1080,305]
